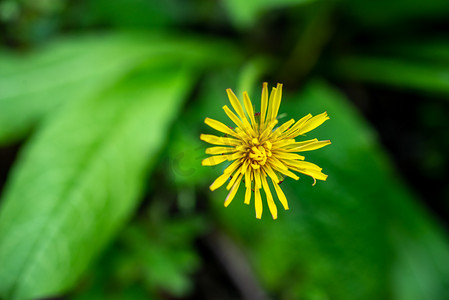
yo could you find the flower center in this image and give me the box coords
[248,138,272,169]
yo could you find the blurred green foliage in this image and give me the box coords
[0,0,449,299]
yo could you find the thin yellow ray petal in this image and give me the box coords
[245,169,252,188]
[284,162,328,181]
[271,178,289,210]
[243,91,256,126]
[284,160,323,171]
[266,87,277,124]
[226,88,247,121]
[271,139,295,149]
[226,170,242,190]
[227,152,245,161]
[209,172,230,191]
[205,146,237,155]
[260,82,269,128]
[263,165,281,184]
[259,119,278,141]
[296,112,330,135]
[261,174,278,219]
[269,159,299,180]
[294,168,328,181]
[281,139,318,151]
[254,170,262,189]
[240,158,250,174]
[224,174,243,207]
[268,156,288,171]
[282,114,312,138]
[272,152,305,161]
[223,106,255,137]
[222,105,245,129]
[270,83,283,122]
[255,188,263,219]
[271,118,295,138]
[291,140,332,152]
[202,155,229,166]
[223,158,243,175]
[276,167,300,181]
[205,118,239,138]
[200,134,241,146]
[245,186,252,205]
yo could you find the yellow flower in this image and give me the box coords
[200,83,331,219]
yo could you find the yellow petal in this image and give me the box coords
[202,155,228,166]
[271,152,305,161]
[260,82,269,128]
[269,159,299,180]
[261,174,278,219]
[223,106,255,137]
[209,172,230,191]
[276,167,299,181]
[292,140,331,152]
[245,186,252,205]
[271,118,295,138]
[265,86,277,124]
[284,160,323,171]
[240,158,250,174]
[223,158,243,175]
[255,188,263,219]
[254,170,262,189]
[281,139,318,151]
[200,134,241,146]
[227,152,245,161]
[283,114,312,138]
[271,178,289,210]
[296,112,330,135]
[268,156,288,171]
[263,165,281,184]
[224,173,243,207]
[226,88,247,122]
[205,118,239,138]
[226,171,241,190]
[259,119,278,141]
[205,146,237,155]
[270,83,283,122]
[272,139,295,149]
[243,91,256,126]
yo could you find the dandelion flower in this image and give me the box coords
[201,83,331,219]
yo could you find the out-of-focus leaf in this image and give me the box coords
[380,40,449,64]
[210,80,449,299]
[0,66,194,300]
[343,0,449,28]
[222,0,315,28]
[0,32,241,145]
[329,56,449,95]
[80,0,188,28]
[71,202,204,300]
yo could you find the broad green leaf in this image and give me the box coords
[0,32,240,145]
[329,56,449,96]
[0,66,193,300]
[222,0,315,28]
[210,80,449,299]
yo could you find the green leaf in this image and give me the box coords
[329,56,449,96]
[222,0,315,29]
[0,32,241,145]
[343,0,449,28]
[0,66,193,300]
[211,80,449,299]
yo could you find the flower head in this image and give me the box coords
[201,83,331,219]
